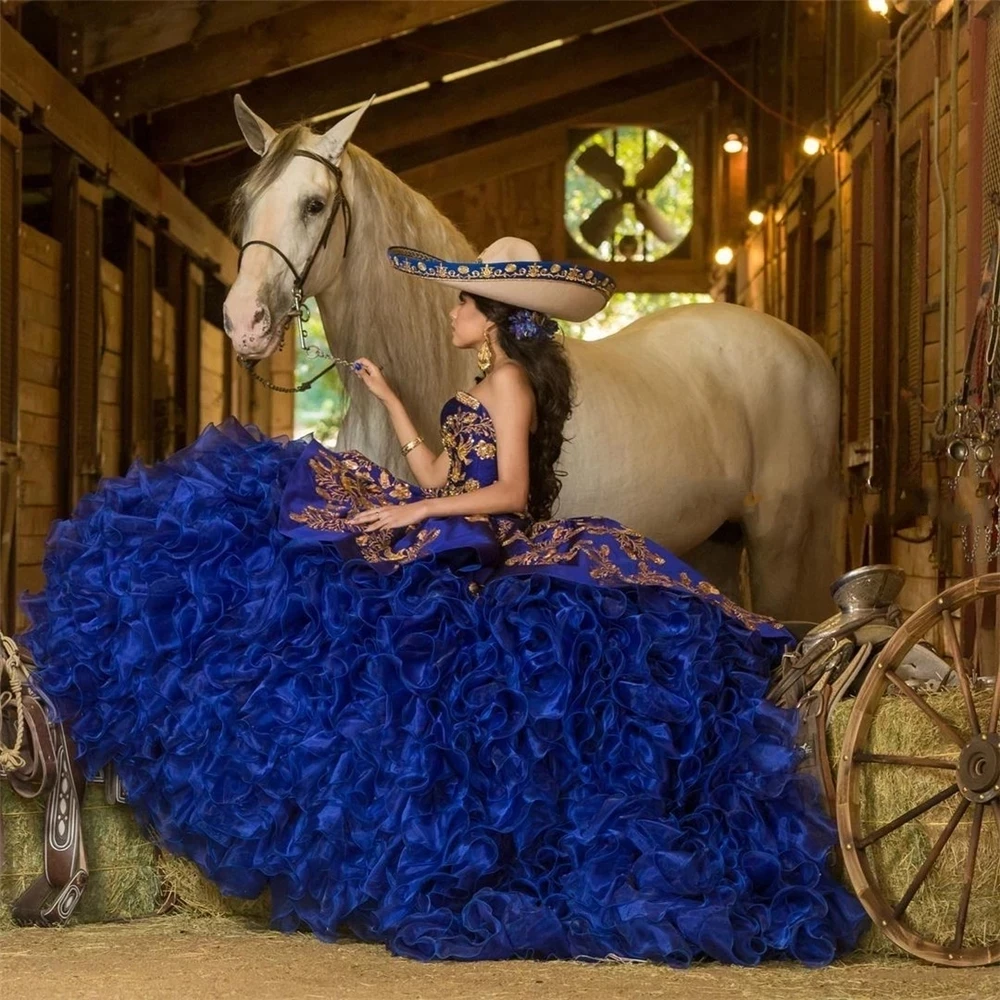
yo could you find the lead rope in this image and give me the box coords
[0,634,26,773]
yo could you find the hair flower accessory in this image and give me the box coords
[509,309,559,342]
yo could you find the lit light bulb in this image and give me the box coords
[802,135,822,156]
[867,0,889,15]
[748,209,765,227]
[714,246,735,267]
[722,132,746,154]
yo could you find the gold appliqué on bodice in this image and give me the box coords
[443,391,497,494]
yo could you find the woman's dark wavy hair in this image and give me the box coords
[465,292,576,521]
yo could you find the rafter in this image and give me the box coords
[398,78,710,198]
[184,34,741,211]
[44,1,315,75]
[283,1,753,161]
[0,19,236,282]
[164,0,755,173]
[143,0,684,166]
[379,46,741,175]
[87,0,502,122]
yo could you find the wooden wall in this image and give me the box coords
[16,226,61,609]
[731,3,995,619]
[434,161,562,261]
[6,222,293,632]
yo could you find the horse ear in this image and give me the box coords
[316,96,375,163]
[234,94,277,157]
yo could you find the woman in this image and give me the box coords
[20,237,865,966]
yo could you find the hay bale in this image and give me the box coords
[156,851,271,924]
[0,779,161,930]
[0,780,272,930]
[828,688,1000,957]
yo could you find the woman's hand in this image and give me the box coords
[351,357,396,405]
[347,500,429,531]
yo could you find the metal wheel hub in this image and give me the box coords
[958,733,1000,803]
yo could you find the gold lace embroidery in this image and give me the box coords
[286,392,498,565]
[455,390,483,409]
[443,395,496,494]
[284,401,778,633]
[287,451,441,565]
[495,519,781,633]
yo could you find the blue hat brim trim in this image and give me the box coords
[386,247,615,301]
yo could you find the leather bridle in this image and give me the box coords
[236,150,356,393]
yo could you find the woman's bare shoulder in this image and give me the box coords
[478,363,534,429]
[483,361,532,396]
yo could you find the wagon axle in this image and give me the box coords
[958,733,1000,803]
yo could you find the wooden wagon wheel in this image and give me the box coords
[836,573,1000,966]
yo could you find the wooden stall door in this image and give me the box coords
[0,115,21,632]
[59,173,103,516]
[122,219,155,468]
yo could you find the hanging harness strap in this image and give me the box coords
[0,635,88,926]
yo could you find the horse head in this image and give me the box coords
[223,96,371,359]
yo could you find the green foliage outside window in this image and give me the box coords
[293,302,347,444]
[562,291,712,342]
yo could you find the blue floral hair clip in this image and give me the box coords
[509,309,559,342]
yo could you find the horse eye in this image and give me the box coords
[305,198,325,216]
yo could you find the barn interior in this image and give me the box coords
[1,0,999,993]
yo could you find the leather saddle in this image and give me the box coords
[767,565,951,816]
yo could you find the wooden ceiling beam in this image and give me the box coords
[43,1,315,75]
[399,79,711,199]
[380,44,745,174]
[87,0,502,122]
[145,0,680,166]
[311,1,754,161]
[0,20,237,284]
[184,36,744,210]
[170,0,755,174]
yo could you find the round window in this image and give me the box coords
[565,127,693,262]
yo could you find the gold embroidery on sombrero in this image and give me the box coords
[390,254,615,297]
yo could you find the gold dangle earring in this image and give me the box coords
[477,331,494,376]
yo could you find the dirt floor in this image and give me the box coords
[1,915,998,1000]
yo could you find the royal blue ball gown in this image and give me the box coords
[20,388,866,965]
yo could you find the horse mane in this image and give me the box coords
[330,144,474,377]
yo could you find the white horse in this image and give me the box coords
[222,100,839,622]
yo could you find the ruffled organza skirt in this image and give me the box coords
[20,420,866,965]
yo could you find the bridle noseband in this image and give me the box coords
[236,149,362,393]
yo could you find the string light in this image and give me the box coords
[714,246,734,267]
[802,135,822,156]
[748,209,765,227]
[867,0,889,15]
[723,131,747,154]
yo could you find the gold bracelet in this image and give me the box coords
[401,436,423,456]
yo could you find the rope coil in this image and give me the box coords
[0,633,27,773]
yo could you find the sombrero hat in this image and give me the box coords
[386,237,615,323]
